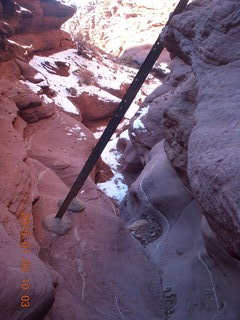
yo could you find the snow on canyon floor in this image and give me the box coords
[22,47,162,205]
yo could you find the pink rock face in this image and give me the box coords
[0,222,55,320]
[24,110,96,184]
[63,0,177,57]
[15,0,76,32]
[2,80,56,123]
[128,0,240,257]
[15,58,44,83]
[71,88,120,121]
[0,56,163,320]
[0,0,76,57]
[32,161,163,320]
[2,0,240,319]
[0,95,32,215]
[0,91,55,320]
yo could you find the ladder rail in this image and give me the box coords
[55,0,190,219]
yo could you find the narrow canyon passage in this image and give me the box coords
[0,1,240,320]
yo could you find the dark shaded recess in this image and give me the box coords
[1,0,15,18]
[41,0,60,2]
[0,36,4,49]
[23,294,55,320]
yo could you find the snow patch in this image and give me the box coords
[16,6,32,14]
[20,80,41,93]
[101,138,121,171]
[85,86,121,103]
[98,130,129,204]
[93,126,105,139]
[7,39,33,49]
[132,105,150,132]
[98,173,128,203]
[53,95,79,114]
[66,125,87,140]
[41,94,53,104]
[125,102,139,119]
[159,62,170,74]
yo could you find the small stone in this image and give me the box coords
[163,286,173,298]
[58,197,85,212]
[67,87,77,96]
[135,234,141,239]
[128,219,148,231]
[164,291,173,298]
[150,230,156,237]
[42,214,72,235]
[164,286,172,292]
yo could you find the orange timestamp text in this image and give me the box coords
[19,211,32,308]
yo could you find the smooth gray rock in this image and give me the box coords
[122,143,240,320]
[122,2,240,318]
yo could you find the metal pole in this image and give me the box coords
[55,0,189,219]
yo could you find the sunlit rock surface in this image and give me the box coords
[0,0,164,319]
[63,0,175,66]
[1,0,240,319]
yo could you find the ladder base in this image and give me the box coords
[42,214,72,235]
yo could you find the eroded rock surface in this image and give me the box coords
[121,0,240,319]
[63,0,176,56]
[0,1,164,319]
[1,0,240,319]
[162,0,240,259]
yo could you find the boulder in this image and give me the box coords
[71,87,120,121]
[20,101,56,123]
[24,110,97,186]
[15,58,44,83]
[8,29,74,55]
[15,0,77,33]
[2,80,56,123]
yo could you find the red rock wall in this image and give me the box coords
[63,0,177,57]
[0,0,75,63]
[0,1,165,319]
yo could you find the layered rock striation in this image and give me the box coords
[121,0,240,319]
[63,0,175,66]
[0,1,164,319]
[2,0,240,319]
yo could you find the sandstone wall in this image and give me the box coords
[0,1,164,319]
[121,0,240,319]
[63,0,176,58]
